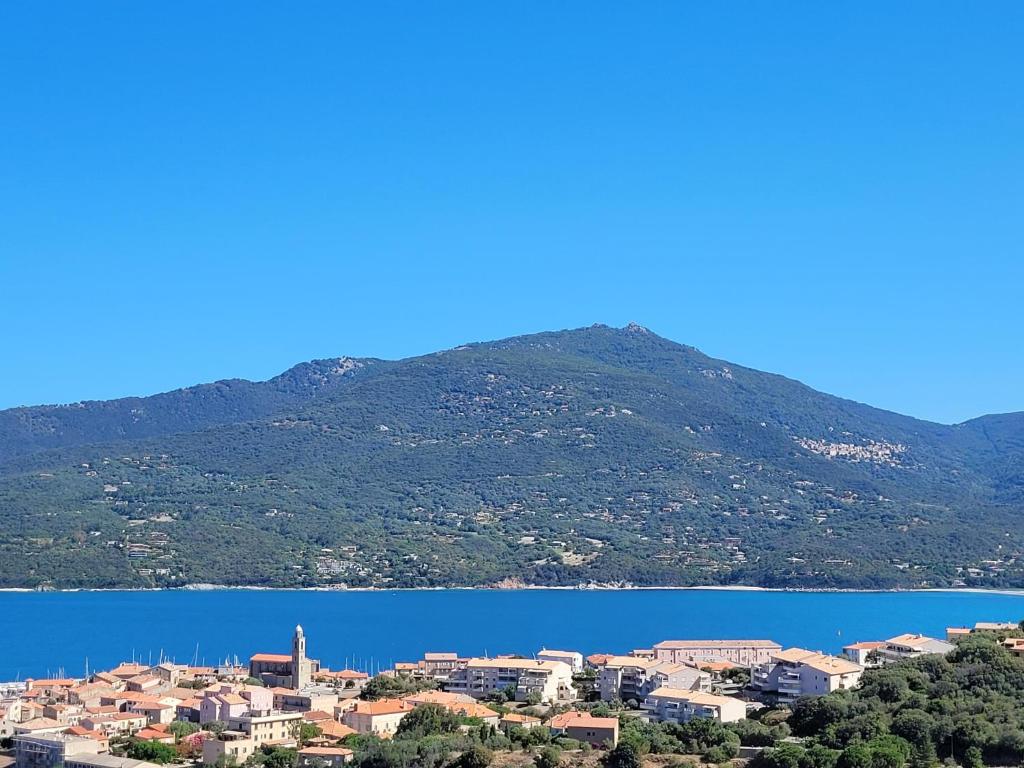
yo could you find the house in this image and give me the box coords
[134,727,175,745]
[125,676,163,695]
[63,726,110,753]
[446,658,576,703]
[877,634,955,663]
[228,710,303,746]
[499,712,542,732]
[1001,638,1024,659]
[341,699,413,736]
[750,648,862,703]
[653,640,782,666]
[596,656,709,704]
[298,747,354,767]
[547,711,619,747]
[642,688,746,724]
[105,665,149,682]
[537,650,584,674]
[129,702,176,726]
[401,691,476,707]
[841,642,886,666]
[202,731,259,765]
[316,720,358,742]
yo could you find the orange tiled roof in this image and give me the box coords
[251,653,292,663]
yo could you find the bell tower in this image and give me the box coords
[292,624,310,689]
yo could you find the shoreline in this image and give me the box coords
[2,584,1024,596]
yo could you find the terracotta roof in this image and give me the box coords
[423,653,458,661]
[300,747,354,756]
[501,712,541,724]
[349,699,413,716]
[318,721,358,739]
[548,711,618,730]
[251,653,293,663]
[843,641,885,650]
[647,687,740,707]
[655,639,781,649]
[136,728,174,741]
[303,710,334,722]
[19,717,64,730]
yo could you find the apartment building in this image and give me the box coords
[750,648,862,703]
[537,650,584,674]
[446,658,576,703]
[653,640,781,666]
[642,687,746,724]
[596,656,709,703]
[14,733,101,768]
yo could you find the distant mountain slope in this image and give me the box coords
[0,324,1020,591]
[0,357,380,463]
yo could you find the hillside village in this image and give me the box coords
[4,622,1023,768]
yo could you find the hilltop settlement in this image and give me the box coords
[3,621,1024,768]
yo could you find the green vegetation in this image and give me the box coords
[758,632,1024,768]
[1,324,1022,589]
[126,740,179,764]
[362,674,437,701]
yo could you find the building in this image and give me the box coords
[876,634,955,663]
[341,699,413,736]
[654,640,782,666]
[65,756,162,768]
[228,710,303,746]
[423,653,462,680]
[249,626,320,689]
[499,712,542,732]
[841,642,886,666]
[537,650,584,674]
[14,733,101,768]
[596,656,709,704]
[446,658,576,703]
[298,747,354,767]
[642,688,746,724]
[547,711,619,747]
[272,686,340,713]
[1002,638,1024,658]
[946,622,1020,640]
[751,648,862,703]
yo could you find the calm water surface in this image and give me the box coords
[4,588,1024,680]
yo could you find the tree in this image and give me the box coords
[395,704,461,739]
[601,743,642,768]
[836,745,872,768]
[295,722,322,746]
[168,720,200,741]
[450,746,493,768]
[749,744,805,768]
[535,746,562,768]
[127,740,179,764]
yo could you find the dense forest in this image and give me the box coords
[0,324,1022,589]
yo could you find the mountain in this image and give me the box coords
[1,323,1021,591]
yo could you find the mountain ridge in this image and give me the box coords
[0,324,1021,591]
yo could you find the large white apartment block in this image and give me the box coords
[446,658,576,703]
[642,687,746,724]
[750,648,862,703]
[653,640,781,666]
[596,656,709,703]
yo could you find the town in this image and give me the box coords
[3,621,1023,768]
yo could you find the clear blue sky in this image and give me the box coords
[2,2,1022,424]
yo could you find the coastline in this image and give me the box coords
[3,584,1024,596]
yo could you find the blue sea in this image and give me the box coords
[3,588,1023,681]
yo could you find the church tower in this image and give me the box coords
[292,624,311,689]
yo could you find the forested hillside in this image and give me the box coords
[1,324,1021,590]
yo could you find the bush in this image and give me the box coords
[535,746,562,768]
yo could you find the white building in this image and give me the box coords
[596,656,709,704]
[642,687,746,724]
[751,648,862,703]
[537,650,584,674]
[446,658,576,703]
